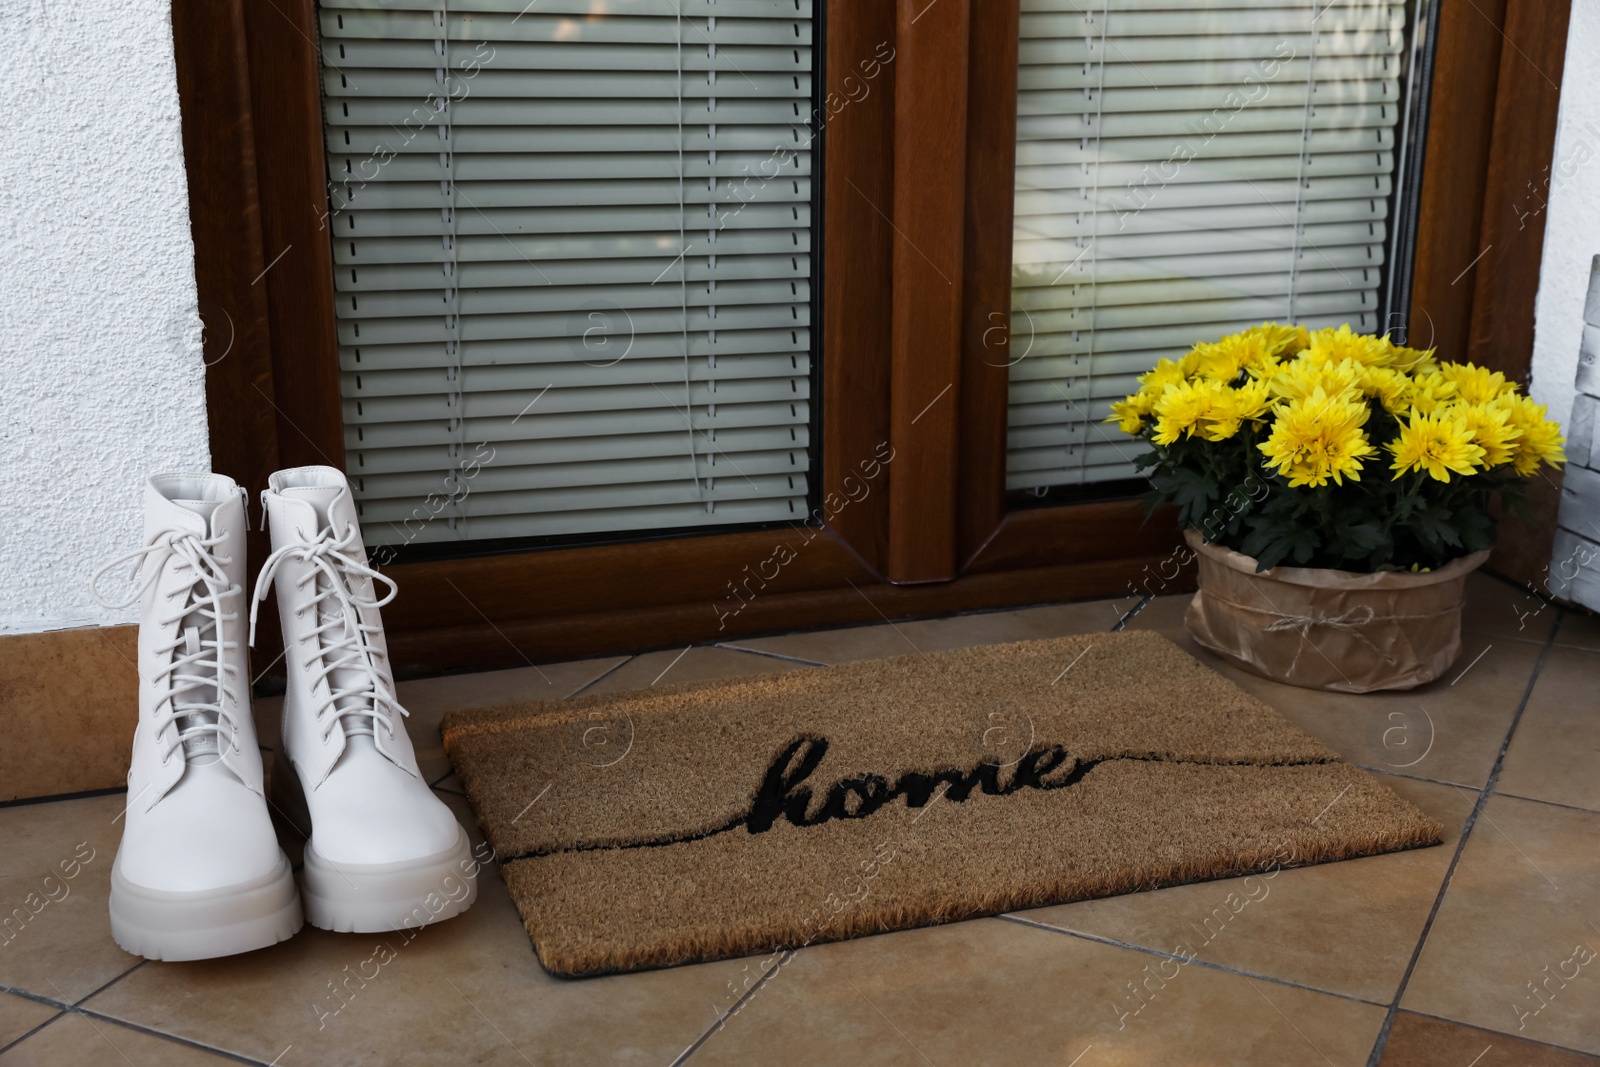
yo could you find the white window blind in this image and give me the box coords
[316,0,816,546]
[1009,0,1409,491]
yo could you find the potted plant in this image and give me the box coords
[1110,323,1565,692]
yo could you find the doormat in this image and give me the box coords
[442,630,1442,977]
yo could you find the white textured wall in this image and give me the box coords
[0,0,210,634]
[1533,0,1600,434]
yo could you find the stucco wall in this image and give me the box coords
[1532,1,1600,434]
[1,1,210,634]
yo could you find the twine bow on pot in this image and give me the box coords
[1263,605,1392,677]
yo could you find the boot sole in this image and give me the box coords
[109,854,302,961]
[271,747,478,933]
[302,825,478,933]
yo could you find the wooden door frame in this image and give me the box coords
[173,0,1571,675]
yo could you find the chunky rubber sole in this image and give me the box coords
[109,853,302,961]
[301,824,478,933]
[271,747,478,933]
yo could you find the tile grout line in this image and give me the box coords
[1489,790,1600,817]
[1355,765,1478,790]
[70,1005,276,1067]
[997,914,1389,1009]
[0,956,147,1018]
[0,1007,65,1056]
[71,960,149,1007]
[2,967,273,1066]
[566,655,635,698]
[1110,595,1154,632]
[672,950,797,1065]
[1363,611,1564,1067]
[0,786,129,811]
[713,642,831,668]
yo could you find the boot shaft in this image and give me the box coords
[118,474,261,808]
[257,466,418,785]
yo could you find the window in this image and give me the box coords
[1007,0,1421,494]
[184,0,1566,670]
[317,0,819,549]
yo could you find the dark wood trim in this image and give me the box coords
[958,0,1022,566]
[171,0,288,670]
[885,0,971,583]
[238,0,346,471]
[1466,0,1574,383]
[385,549,1175,674]
[1407,0,1507,367]
[1474,0,1575,585]
[820,0,898,576]
[379,498,1183,672]
[172,0,279,494]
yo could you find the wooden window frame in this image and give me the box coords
[174,0,1571,675]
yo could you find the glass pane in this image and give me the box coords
[315,1,820,552]
[1007,0,1426,497]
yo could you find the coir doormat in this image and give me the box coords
[442,630,1442,977]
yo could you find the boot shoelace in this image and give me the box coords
[91,529,244,766]
[250,524,408,745]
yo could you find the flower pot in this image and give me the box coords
[1182,529,1490,693]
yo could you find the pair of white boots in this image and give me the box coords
[92,466,475,961]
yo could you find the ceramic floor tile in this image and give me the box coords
[1498,646,1600,812]
[0,994,58,1051]
[0,794,137,1002]
[692,915,1386,1066]
[723,599,1120,666]
[1158,628,1541,789]
[1555,609,1600,653]
[581,645,808,696]
[83,793,766,1067]
[1014,774,1473,1004]
[401,656,629,782]
[1123,592,1193,631]
[0,1011,242,1066]
[1463,571,1559,644]
[1402,795,1600,1053]
[1378,1011,1600,1066]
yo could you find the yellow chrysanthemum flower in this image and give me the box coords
[1257,388,1376,487]
[1451,402,1520,468]
[1305,323,1393,367]
[1240,321,1310,358]
[1151,379,1222,445]
[1440,362,1517,405]
[1359,366,1411,415]
[1514,419,1566,476]
[1383,342,1438,374]
[1231,377,1274,423]
[1493,394,1566,475]
[1403,371,1458,416]
[1138,357,1189,394]
[1388,412,1486,482]
[1193,379,1274,442]
[1107,394,1152,435]
[1271,356,1362,402]
[1192,332,1276,383]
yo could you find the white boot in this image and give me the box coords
[253,466,476,933]
[93,474,302,961]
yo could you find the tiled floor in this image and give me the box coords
[2,573,1597,1065]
